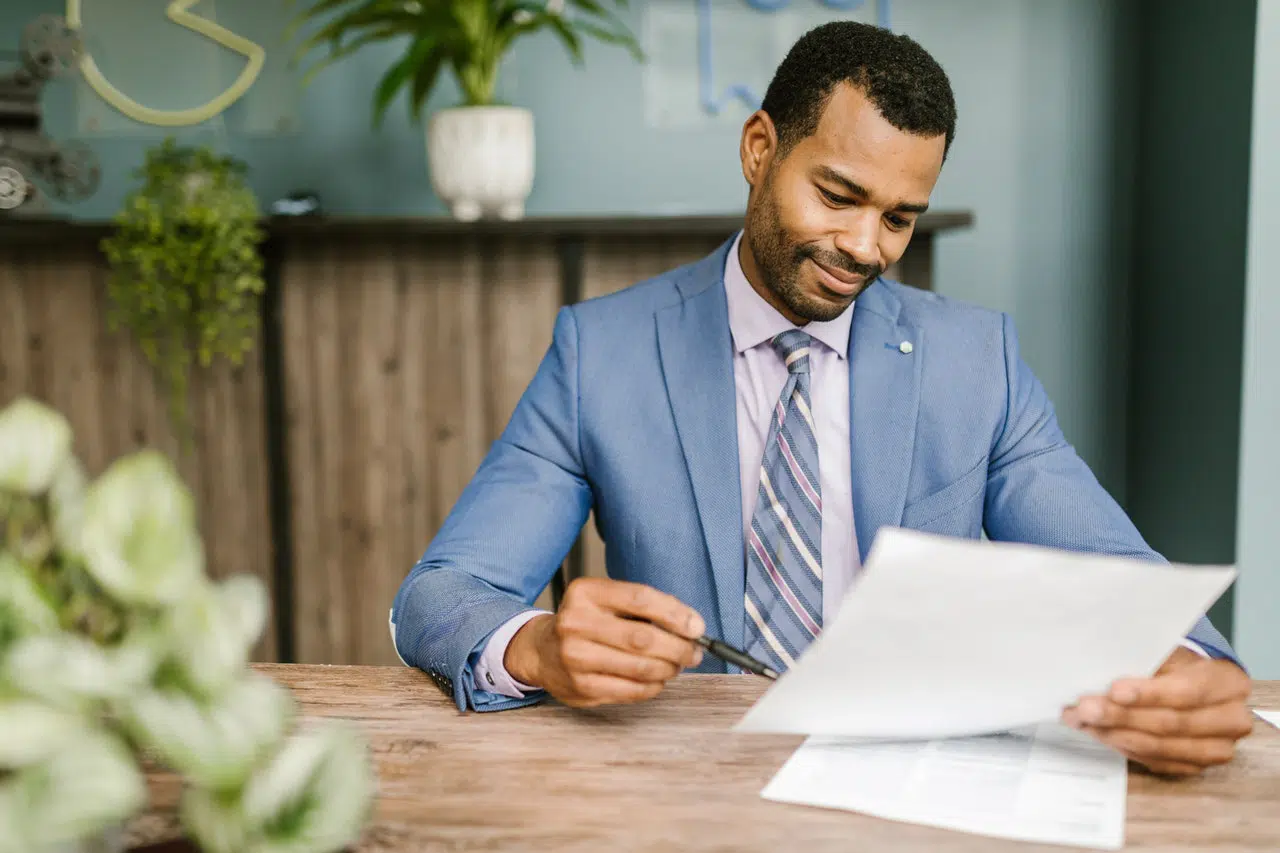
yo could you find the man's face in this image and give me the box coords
[740,83,947,323]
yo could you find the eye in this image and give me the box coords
[885,214,911,231]
[819,187,853,206]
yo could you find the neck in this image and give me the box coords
[737,232,808,327]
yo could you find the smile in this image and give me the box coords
[809,258,864,297]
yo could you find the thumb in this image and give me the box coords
[1157,645,1204,675]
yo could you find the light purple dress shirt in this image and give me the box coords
[466,234,1207,697]
[473,233,860,697]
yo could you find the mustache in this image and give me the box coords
[796,245,882,281]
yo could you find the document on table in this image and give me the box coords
[736,528,1236,740]
[1256,710,1280,729]
[761,722,1127,850]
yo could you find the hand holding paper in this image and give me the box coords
[1064,644,1254,777]
[735,528,1236,740]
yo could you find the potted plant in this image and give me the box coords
[287,0,642,221]
[0,396,374,853]
[100,139,265,446]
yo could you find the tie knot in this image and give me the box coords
[772,329,812,375]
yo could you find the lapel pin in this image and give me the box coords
[899,340,914,354]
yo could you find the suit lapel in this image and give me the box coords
[656,252,744,649]
[849,280,922,562]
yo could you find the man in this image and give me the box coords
[392,22,1253,777]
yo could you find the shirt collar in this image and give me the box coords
[722,231,854,359]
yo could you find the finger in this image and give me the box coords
[1107,660,1250,709]
[557,608,699,668]
[586,579,706,639]
[559,638,684,684]
[1068,697,1255,738]
[559,673,665,708]
[1082,726,1237,767]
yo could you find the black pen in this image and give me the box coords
[693,635,779,680]
[621,615,779,680]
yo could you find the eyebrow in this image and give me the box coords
[815,166,930,215]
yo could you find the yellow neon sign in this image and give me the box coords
[65,0,265,127]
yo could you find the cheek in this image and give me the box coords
[792,193,840,235]
[769,177,829,238]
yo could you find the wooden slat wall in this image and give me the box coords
[0,244,277,661]
[281,236,561,665]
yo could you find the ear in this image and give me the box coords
[740,110,778,189]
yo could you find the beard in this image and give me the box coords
[744,178,883,323]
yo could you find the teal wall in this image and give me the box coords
[1234,0,1280,679]
[1126,0,1258,641]
[3,0,1143,494]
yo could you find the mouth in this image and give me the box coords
[808,258,866,298]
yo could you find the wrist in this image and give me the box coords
[505,613,554,687]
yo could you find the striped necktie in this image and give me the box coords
[743,329,823,672]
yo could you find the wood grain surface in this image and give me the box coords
[280,236,563,664]
[128,666,1280,853]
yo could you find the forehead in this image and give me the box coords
[788,83,946,194]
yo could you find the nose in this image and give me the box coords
[832,210,881,270]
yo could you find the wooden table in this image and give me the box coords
[130,666,1280,852]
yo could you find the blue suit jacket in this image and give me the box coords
[392,237,1237,711]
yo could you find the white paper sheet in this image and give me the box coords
[735,528,1236,739]
[1255,710,1280,729]
[762,723,1127,850]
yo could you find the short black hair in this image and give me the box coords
[761,21,956,157]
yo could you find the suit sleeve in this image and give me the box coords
[982,313,1239,667]
[391,306,593,710]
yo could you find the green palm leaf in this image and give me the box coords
[288,0,642,110]
[373,34,439,126]
[572,20,643,60]
[297,24,416,86]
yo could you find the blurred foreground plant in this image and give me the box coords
[0,397,374,853]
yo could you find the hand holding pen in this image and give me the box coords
[501,578,776,710]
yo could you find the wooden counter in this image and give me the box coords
[128,666,1280,852]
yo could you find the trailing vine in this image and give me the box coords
[101,138,265,445]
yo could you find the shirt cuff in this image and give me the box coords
[1180,639,1211,658]
[389,608,409,667]
[473,610,551,699]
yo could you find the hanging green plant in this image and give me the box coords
[100,138,265,445]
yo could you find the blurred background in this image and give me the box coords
[0,0,1275,675]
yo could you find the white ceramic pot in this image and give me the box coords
[426,106,534,222]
